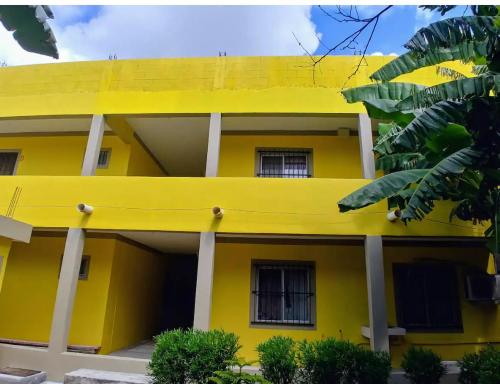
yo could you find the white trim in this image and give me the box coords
[0,215,32,243]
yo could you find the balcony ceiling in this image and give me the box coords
[0,117,101,134]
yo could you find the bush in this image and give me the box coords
[149,329,240,384]
[297,338,358,384]
[401,346,446,384]
[210,358,270,384]
[353,348,392,384]
[257,336,298,384]
[459,345,500,384]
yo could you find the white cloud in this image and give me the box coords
[370,51,383,56]
[0,5,320,66]
[415,7,435,32]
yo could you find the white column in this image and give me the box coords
[81,114,105,176]
[193,232,216,330]
[358,113,376,179]
[205,113,222,177]
[365,235,389,352]
[48,228,85,353]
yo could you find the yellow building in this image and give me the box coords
[0,56,497,380]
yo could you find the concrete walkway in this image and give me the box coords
[108,340,154,360]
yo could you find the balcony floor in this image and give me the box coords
[109,339,154,360]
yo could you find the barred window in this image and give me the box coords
[393,263,462,332]
[97,149,111,169]
[257,149,311,178]
[251,262,315,326]
[0,152,18,175]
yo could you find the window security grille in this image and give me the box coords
[97,149,111,169]
[252,263,314,325]
[258,150,311,178]
[393,263,462,332]
[0,152,18,175]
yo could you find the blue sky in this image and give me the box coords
[0,5,472,66]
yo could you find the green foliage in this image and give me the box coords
[459,345,500,384]
[210,358,270,384]
[338,6,500,252]
[148,329,240,384]
[256,336,297,384]
[352,349,392,384]
[401,346,446,384]
[0,6,58,58]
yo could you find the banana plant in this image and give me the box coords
[337,5,500,261]
[0,5,58,59]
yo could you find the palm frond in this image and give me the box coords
[371,41,486,81]
[397,75,500,110]
[436,66,467,80]
[401,147,484,220]
[373,123,404,155]
[405,16,496,53]
[376,152,426,172]
[338,169,428,212]
[341,82,425,103]
[394,100,468,149]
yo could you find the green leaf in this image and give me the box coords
[394,100,468,149]
[338,169,428,212]
[373,123,404,155]
[396,75,500,110]
[405,16,496,53]
[401,147,484,220]
[363,99,416,124]
[0,5,58,58]
[371,41,487,81]
[376,153,426,172]
[424,123,472,155]
[341,82,426,103]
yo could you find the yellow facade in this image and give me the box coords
[0,56,496,376]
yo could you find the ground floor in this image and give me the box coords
[0,231,498,378]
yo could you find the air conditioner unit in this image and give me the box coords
[464,274,495,302]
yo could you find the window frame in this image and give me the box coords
[58,255,91,280]
[250,260,316,329]
[255,148,313,178]
[0,150,21,175]
[392,262,463,333]
[96,148,112,169]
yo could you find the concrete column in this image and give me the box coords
[365,235,389,352]
[48,228,85,353]
[205,113,222,177]
[358,113,376,179]
[193,232,216,330]
[81,114,105,176]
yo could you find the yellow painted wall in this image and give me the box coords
[100,240,166,354]
[0,237,12,294]
[0,235,115,347]
[211,242,499,365]
[384,244,500,364]
[0,176,485,238]
[219,135,362,178]
[0,136,129,176]
[0,57,473,117]
[211,242,369,361]
[126,138,165,177]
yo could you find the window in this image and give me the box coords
[0,152,19,175]
[251,262,314,326]
[393,263,462,332]
[59,255,90,280]
[257,149,311,178]
[97,149,111,169]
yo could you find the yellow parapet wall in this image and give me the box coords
[0,176,485,237]
[0,56,472,117]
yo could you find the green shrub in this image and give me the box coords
[149,329,240,384]
[257,336,298,384]
[210,358,270,384]
[459,345,500,384]
[297,338,358,384]
[353,348,392,384]
[401,346,446,384]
